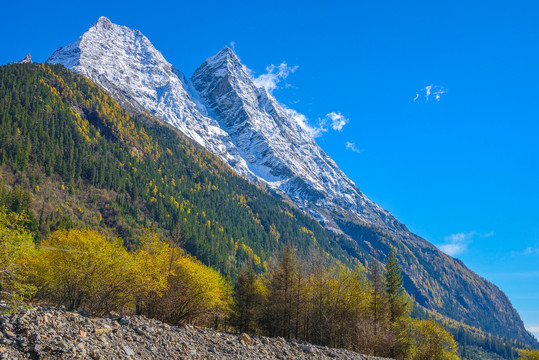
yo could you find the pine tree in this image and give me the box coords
[385,247,407,322]
[384,247,412,359]
[231,261,264,333]
[368,253,390,356]
[264,243,299,338]
[369,253,387,328]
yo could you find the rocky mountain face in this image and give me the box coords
[46,17,536,345]
[17,54,32,64]
[47,17,252,181]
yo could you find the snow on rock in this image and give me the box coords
[18,54,32,63]
[47,17,403,234]
[47,17,254,181]
[191,46,403,231]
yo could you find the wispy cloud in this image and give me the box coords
[346,142,361,153]
[527,325,539,337]
[438,231,475,256]
[414,85,448,102]
[479,231,495,238]
[528,325,539,341]
[523,247,539,255]
[283,109,351,138]
[326,112,348,131]
[230,41,236,50]
[252,63,349,138]
[253,62,299,93]
[283,107,316,136]
[512,247,539,256]
[312,112,350,137]
[437,230,495,256]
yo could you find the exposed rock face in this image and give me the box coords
[45,17,536,346]
[47,17,253,181]
[0,306,391,359]
[46,17,395,233]
[191,47,401,231]
[17,54,32,63]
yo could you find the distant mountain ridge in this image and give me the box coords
[46,17,537,346]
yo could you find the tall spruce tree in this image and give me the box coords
[384,247,412,359]
[231,261,263,333]
[264,243,299,338]
[368,253,390,356]
[385,247,407,322]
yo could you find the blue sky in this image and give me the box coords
[2,0,538,339]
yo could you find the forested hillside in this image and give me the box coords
[0,63,535,359]
[0,63,367,279]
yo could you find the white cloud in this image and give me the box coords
[310,112,350,137]
[437,231,476,256]
[346,142,361,153]
[253,62,299,93]
[283,108,350,138]
[253,64,349,138]
[414,85,447,102]
[524,247,539,255]
[230,41,236,50]
[326,112,349,131]
[437,231,494,256]
[283,107,319,137]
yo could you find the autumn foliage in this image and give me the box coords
[230,244,459,360]
[0,205,464,359]
[29,228,229,324]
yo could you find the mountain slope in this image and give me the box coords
[0,63,363,278]
[45,17,536,346]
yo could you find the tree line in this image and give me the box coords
[0,206,460,359]
[231,244,459,359]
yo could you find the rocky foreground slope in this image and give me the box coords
[0,306,390,360]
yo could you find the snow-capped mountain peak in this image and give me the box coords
[47,17,400,233]
[17,54,32,64]
[191,47,402,231]
[46,17,256,180]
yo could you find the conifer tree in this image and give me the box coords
[369,253,387,330]
[385,247,407,321]
[263,243,299,338]
[231,261,264,333]
[384,247,412,359]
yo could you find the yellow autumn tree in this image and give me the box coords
[409,318,459,360]
[0,207,37,312]
[519,349,539,360]
[131,230,176,314]
[144,254,230,326]
[32,229,134,315]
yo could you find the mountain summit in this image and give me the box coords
[47,17,251,179]
[17,54,32,64]
[46,17,536,345]
[191,44,402,232]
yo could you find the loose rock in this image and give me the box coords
[0,306,392,359]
